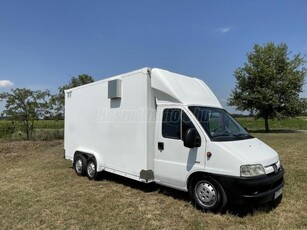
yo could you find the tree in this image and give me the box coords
[0,88,52,139]
[228,42,307,132]
[52,74,94,119]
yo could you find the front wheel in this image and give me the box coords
[86,158,98,180]
[189,176,227,213]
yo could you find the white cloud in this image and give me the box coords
[0,80,14,88]
[218,27,231,34]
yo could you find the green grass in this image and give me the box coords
[236,116,307,131]
[0,133,306,229]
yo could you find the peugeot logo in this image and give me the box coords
[273,164,278,173]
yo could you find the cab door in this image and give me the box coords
[154,106,206,189]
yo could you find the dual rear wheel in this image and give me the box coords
[73,155,98,180]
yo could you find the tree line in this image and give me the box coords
[0,42,306,139]
[0,74,94,140]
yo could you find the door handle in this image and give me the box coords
[158,142,164,151]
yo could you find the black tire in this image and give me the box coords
[86,158,98,180]
[73,154,87,176]
[189,176,227,213]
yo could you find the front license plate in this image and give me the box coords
[274,188,283,199]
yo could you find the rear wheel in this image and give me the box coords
[86,158,98,180]
[189,176,227,213]
[74,154,87,176]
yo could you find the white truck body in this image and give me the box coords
[64,68,284,211]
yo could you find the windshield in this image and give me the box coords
[189,106,253,142]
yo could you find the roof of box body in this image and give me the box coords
[64,67,222,108]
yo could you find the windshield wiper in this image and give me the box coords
[232,133,252,139]
[211,133,232,138]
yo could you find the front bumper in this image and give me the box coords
[215,165,284,205]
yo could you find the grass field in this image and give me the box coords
[236,116,307,131]
[0,132,306,229]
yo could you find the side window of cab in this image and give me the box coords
[162,109,201,147]
[162,109,181,139]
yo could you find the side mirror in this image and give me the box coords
[183,128,197,148]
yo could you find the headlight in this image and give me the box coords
[240,164,265,177]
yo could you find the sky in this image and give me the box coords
[0,0,307,113]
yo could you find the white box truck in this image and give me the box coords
[64,68,284,212]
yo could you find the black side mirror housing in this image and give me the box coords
[183,128,197,148]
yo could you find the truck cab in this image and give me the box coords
[154,104,284,212]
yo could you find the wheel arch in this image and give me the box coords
[187,171,221,190]
[73,149,104,172]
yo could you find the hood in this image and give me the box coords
[218,138,279,167]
